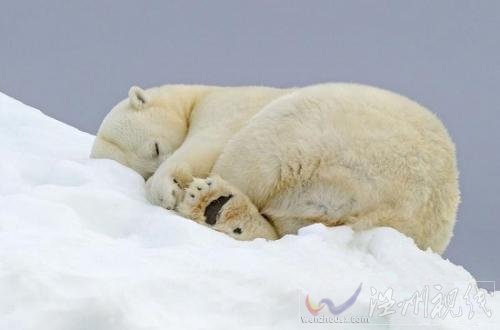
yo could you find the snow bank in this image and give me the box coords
[0,92,497,330]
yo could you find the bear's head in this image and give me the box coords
[91,86,189,179]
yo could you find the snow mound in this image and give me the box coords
[0,92,497,329]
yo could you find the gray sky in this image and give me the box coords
[1,0,498,286]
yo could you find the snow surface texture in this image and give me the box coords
[0,92,498,330]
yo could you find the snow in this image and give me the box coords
[0,91,497,330]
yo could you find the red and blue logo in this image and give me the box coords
[305,283,362,315]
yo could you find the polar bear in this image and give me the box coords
[91,83,459,253]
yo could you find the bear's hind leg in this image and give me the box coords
[260,181,360,236]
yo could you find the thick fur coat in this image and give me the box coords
[91,83,459,253]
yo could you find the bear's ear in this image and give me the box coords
[128,86,149,110]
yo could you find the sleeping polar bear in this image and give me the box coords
[91,83,459,254]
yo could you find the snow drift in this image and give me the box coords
[0,92,497,329]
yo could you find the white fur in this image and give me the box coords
[91,83,459,253]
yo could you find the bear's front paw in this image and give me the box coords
[178,177,230,222]
[178,176,278,241]
[146,169,190,210]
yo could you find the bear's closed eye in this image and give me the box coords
[154,142,160,157]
